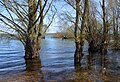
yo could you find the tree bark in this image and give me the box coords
[74,0,81,65]
[74,41,84,65]
[74,0,88,65]
[25,58,41,71]
[113,3,119,49]
[24,0,41,59]
[101,0,108,54]
[25,37,40,59]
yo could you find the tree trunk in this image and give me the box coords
[25,58,41,71]
[74,0,88,65]
[113,4,119,49]
[74,41,84,65]
[25,37,40,59]
[86,0,99,53]
[88,40,95,52]
[74,0,81,65]
[101,0,108,54]
[24,0,41,59]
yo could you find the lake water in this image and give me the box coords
[0,38,119,82]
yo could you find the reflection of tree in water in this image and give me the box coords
[87,52,94,70]
[73,53,93,82]
[1,58,45,82]
[25,58,41,71]
[100,52,115,82]
[72,52,119,82]
[25,58,44,82]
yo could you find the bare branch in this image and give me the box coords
[32,0,48,27]
[0,13,26,34]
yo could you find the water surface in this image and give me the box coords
[0,38,119,82]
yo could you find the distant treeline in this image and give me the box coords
[49,32,74,39]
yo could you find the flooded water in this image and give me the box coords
[0,38,119,82]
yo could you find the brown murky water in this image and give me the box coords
[0,38,119,82]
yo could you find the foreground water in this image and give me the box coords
[0,38,119,82]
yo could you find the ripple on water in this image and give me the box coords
[0,38,119,82]
[0,39,25,74]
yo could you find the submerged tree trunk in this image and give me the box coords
[74,0,88,65]
[25,58,44,81]
[25,58,41,71]
[101,0,108,54]
[74,0,81,65]
[86,1,100,53]
[113,3,119,49]
[88,40,95,52]
[25,37,40,59]
[24,0,41,59]
[74,41,84,65]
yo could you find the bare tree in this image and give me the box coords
[111,0,120,48]
[85,1,102,52]
[0,0,56,59]
[64,0,89,65]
